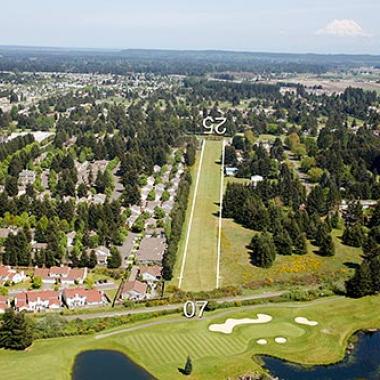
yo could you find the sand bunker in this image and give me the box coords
[209,314,272,334]
[295,317,319,326]
[256,339,268,345]
[275,337,287,344]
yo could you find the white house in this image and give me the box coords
[0,266,26,284]
[95,246,111,265]
[225,167,239,176]
[251,175,264,187]
[62,288,105,308]
[25,290,61,312]
[139,266,162,284]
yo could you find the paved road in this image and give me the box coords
[64,290,286,321]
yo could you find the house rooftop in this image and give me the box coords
[122,280,147,294]
[63,288,102,303]
[136,237,166,263]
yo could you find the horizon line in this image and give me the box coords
[0,44,380,57]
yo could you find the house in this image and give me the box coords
[225,167,239,177]
[18,169,36,186]
[14,292,28,311]
[145,201,160,215]
[251,175,264,187]
[32,242,48,252]
[22,290,61,312]
[33,266,87,285]
[61,268,88,285]
[136,237,166,265]
[0,266,26,284]
[62,288,105,308]
[95,246,111,265]
[146,176,155,187]
[0,228,16,240]
[162,200,174,214]
[0,296,9,313]
[91,193,107,205]
[49,266,71,279]
[33,267,54,284]
[139,266,162,284]
[121,280,147,300]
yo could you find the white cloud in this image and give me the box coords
[316,19,371,37]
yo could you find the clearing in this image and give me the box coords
[220,219,363,289]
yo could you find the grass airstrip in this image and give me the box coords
[1,295,380,380]
[173,138,223,291]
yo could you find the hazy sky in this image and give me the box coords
[2,0,380,54]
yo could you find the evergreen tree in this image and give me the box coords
[294,233,307,255]
[0,309,33,350]
[318,233,335,257]
[330,211,340,229]
[342,224,365,247]
[107,247,121,269]
[369,201,380,228]
[306,186,326,215]
[249,232,276,268]
[89,250,98,269]
[346,262,374,298]
[273,230,292,256]
[369,256,380,293]
[5,176,18,197]
[183,356,193,376]
[185,144,196,166]
[314,221,329,247]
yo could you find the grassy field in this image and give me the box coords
[173,138,223,291]
[2,296,380,379]
[220,218,362,289]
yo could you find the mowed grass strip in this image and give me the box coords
[179,139,223,291]
[2,296,380,379]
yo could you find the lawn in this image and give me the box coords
[2,296,380,379]
[172,138,223,292]
[220,218,362,289]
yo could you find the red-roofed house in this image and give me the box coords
[0,265,26,284]
[61,268,88,285]
[49,266,71,279]
[121,280,147,301]
[33,267,54,284]
[25,290,61,312]
[14,292,28,311]
[0,296,9,313]
[62,288,106,308]
[34,266,87,285]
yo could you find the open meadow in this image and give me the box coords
[220,218,362,289]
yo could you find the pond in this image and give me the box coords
[72,350,155,380]
[262,331,380,380]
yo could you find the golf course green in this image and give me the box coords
[1,295,380,379]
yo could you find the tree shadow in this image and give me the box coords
[344,262,360,270]
[178,368,189,376]
[247,245,259,267]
